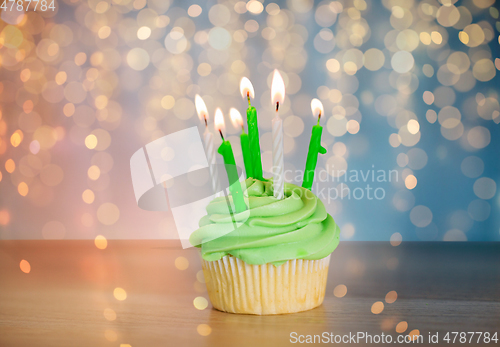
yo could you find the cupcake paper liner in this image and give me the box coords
[201,255,331,315]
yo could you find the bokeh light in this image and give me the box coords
[390,233,402,246]
[175,256,189,270]
[104,329,118,342]
[193,296,209,310]
[103,308,117,321]
[371,301,384,314]
[113,287,127,301]
[333,284,347,298]
[385,290,398,304]
[197,324,212,336]
[94,235,108,250]
[97,203,120,225]
[408,329,421,341]
[19,259,31,274]
[0,0,497,247]
[396,321,408,333]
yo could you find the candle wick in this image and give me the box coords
[247,92,251,106]
[204,115,207,127]
[318,111,321,125]
[241,125,244,132]
[276,102,279,112]
[219,129,224,141]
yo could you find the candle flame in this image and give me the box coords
[229,108,243,128]
[240,77,255,99]
[195,94,208,124]
[271,69,285,107]
[311,98,324,118]
[214,108,225,133]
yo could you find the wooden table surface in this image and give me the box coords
[0,241,499,347]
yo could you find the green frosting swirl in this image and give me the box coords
[189,178,340,266]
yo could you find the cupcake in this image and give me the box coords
[189,177,340,315]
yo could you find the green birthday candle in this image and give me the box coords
[240,77,264,180]
[215,108,247,213]
[230,108,253,179]
[302,99,327,190]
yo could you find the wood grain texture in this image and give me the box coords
[0,241,499,347]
